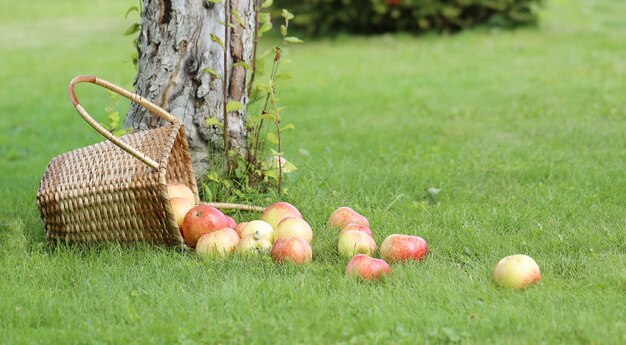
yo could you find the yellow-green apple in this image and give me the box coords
[493,254,541,289]
[234,222,248,237]
[328,207,369,229]
[226,215,237,229]
[338,230,377,259]
[380,234,428,262]
[236,232,273,256]
[339,223,373,238]
[196,228,240,257]
[169,197,193,229]
[261,202,303,229]
[167,183,195,205]
[240,220,275,243]
[181,205,230,247]
[275,217,313,243]
[271,237,312,264]
[345,254,392,281]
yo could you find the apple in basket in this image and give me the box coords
[182,205,230,247]
[338,230,377,260]
[328,207,369,229]
[261,202,303,229]
[196,228,240,257]
[271,237,312,264]
[345,254,392,281]
[167,183,195,205]
[380,235,428,263]
[274,217,313,243]
[169,197,194,228]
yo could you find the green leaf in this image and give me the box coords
[261,113,275,122]
[275,73,292,81]
[205,117,223,128]
[280,25,287,37]
[231,9,244,27]
[210,33,225,49]
[285,36,303,44]
[261,0,273,9]
[259,13,271,24]
[107,111,120,129]
[202,67,222,79]
[282,9,294,21]
[226,101,244,113]
[280,123,295,131]
[259,21,272,34]
[266,132,279,144]
[125,6,140,20]
[217,20,235,29]
[123,23,141,36]
[233,61,252,70]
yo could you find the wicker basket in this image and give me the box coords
[37,76,198,246]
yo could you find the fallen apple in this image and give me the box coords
[226,215,237,229]
[196,228,240,257]
[240,220,275,243]
[169,197,193,229]
[328,207,369,229]
[167,183,195,205]
[236,232,273,256]
[493,254,541,289]
[275,217,313,243]
[234,222,248,237]
[380,234,428,262]
[339,223,373,238]
[345,254,392,281]
[271,237,312,264]
[338,230,377,259]
[181,205,230,247]
[261,202,303,229]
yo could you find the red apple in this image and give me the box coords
[271,237,312,264]
[169,197,193,229]
[338,230,377,259]
[167,183,195,205]
[261,202,303,229]
[236,233,273,256]
[339,223,373,238]
[196,228,240,257]
[181,205,230,247]
[493,254,541,289]
[226,216,237,229]
[328,207,369,229]
[234,222,248,237]
[240,220,275,243]
[380,234,428,262]
[275,217,313,243]
[345,254,392,281]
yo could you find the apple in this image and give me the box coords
[493,254,541,289]
[339,223,373,238]
[169,197,193,229]
[271,237,312,264]
[345,254,392,281]
[275,217,313,243]
[380,234,428,262]
[181,205,230,247]
[234,222,248,237]
[328,207,369,229]
[167,183,195,205]
[226,215,237,229]
[261,202,303,229]
[236,232,273,256]
[240,220,275,243]
[338,230,377,259]
[196,228,240,257]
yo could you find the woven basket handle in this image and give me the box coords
[68,75,179,170]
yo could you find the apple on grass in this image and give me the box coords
[275,217,313,243]
[236,232,273,256]
[339,223,373,238]
[234,222,248,237]
[167,183,195,205]
[338,230,377,259]
[181,205,230,247]
[196,228,240,257]
[169,197,193,229]
[261,202,303,229]
[271,237,312,264]
[240,220,275,243]
[328,207,369,229]
[346,254,392,281]
[380,234,428,263]
[226,215,237,229]
[493,254,541,289]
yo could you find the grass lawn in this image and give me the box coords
[1,0,625,343]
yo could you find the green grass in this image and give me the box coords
[1,0,625,343]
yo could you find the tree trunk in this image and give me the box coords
[125,0,255,178]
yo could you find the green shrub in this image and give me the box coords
[274,0,544,36]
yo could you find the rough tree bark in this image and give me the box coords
[125,0,255,178]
